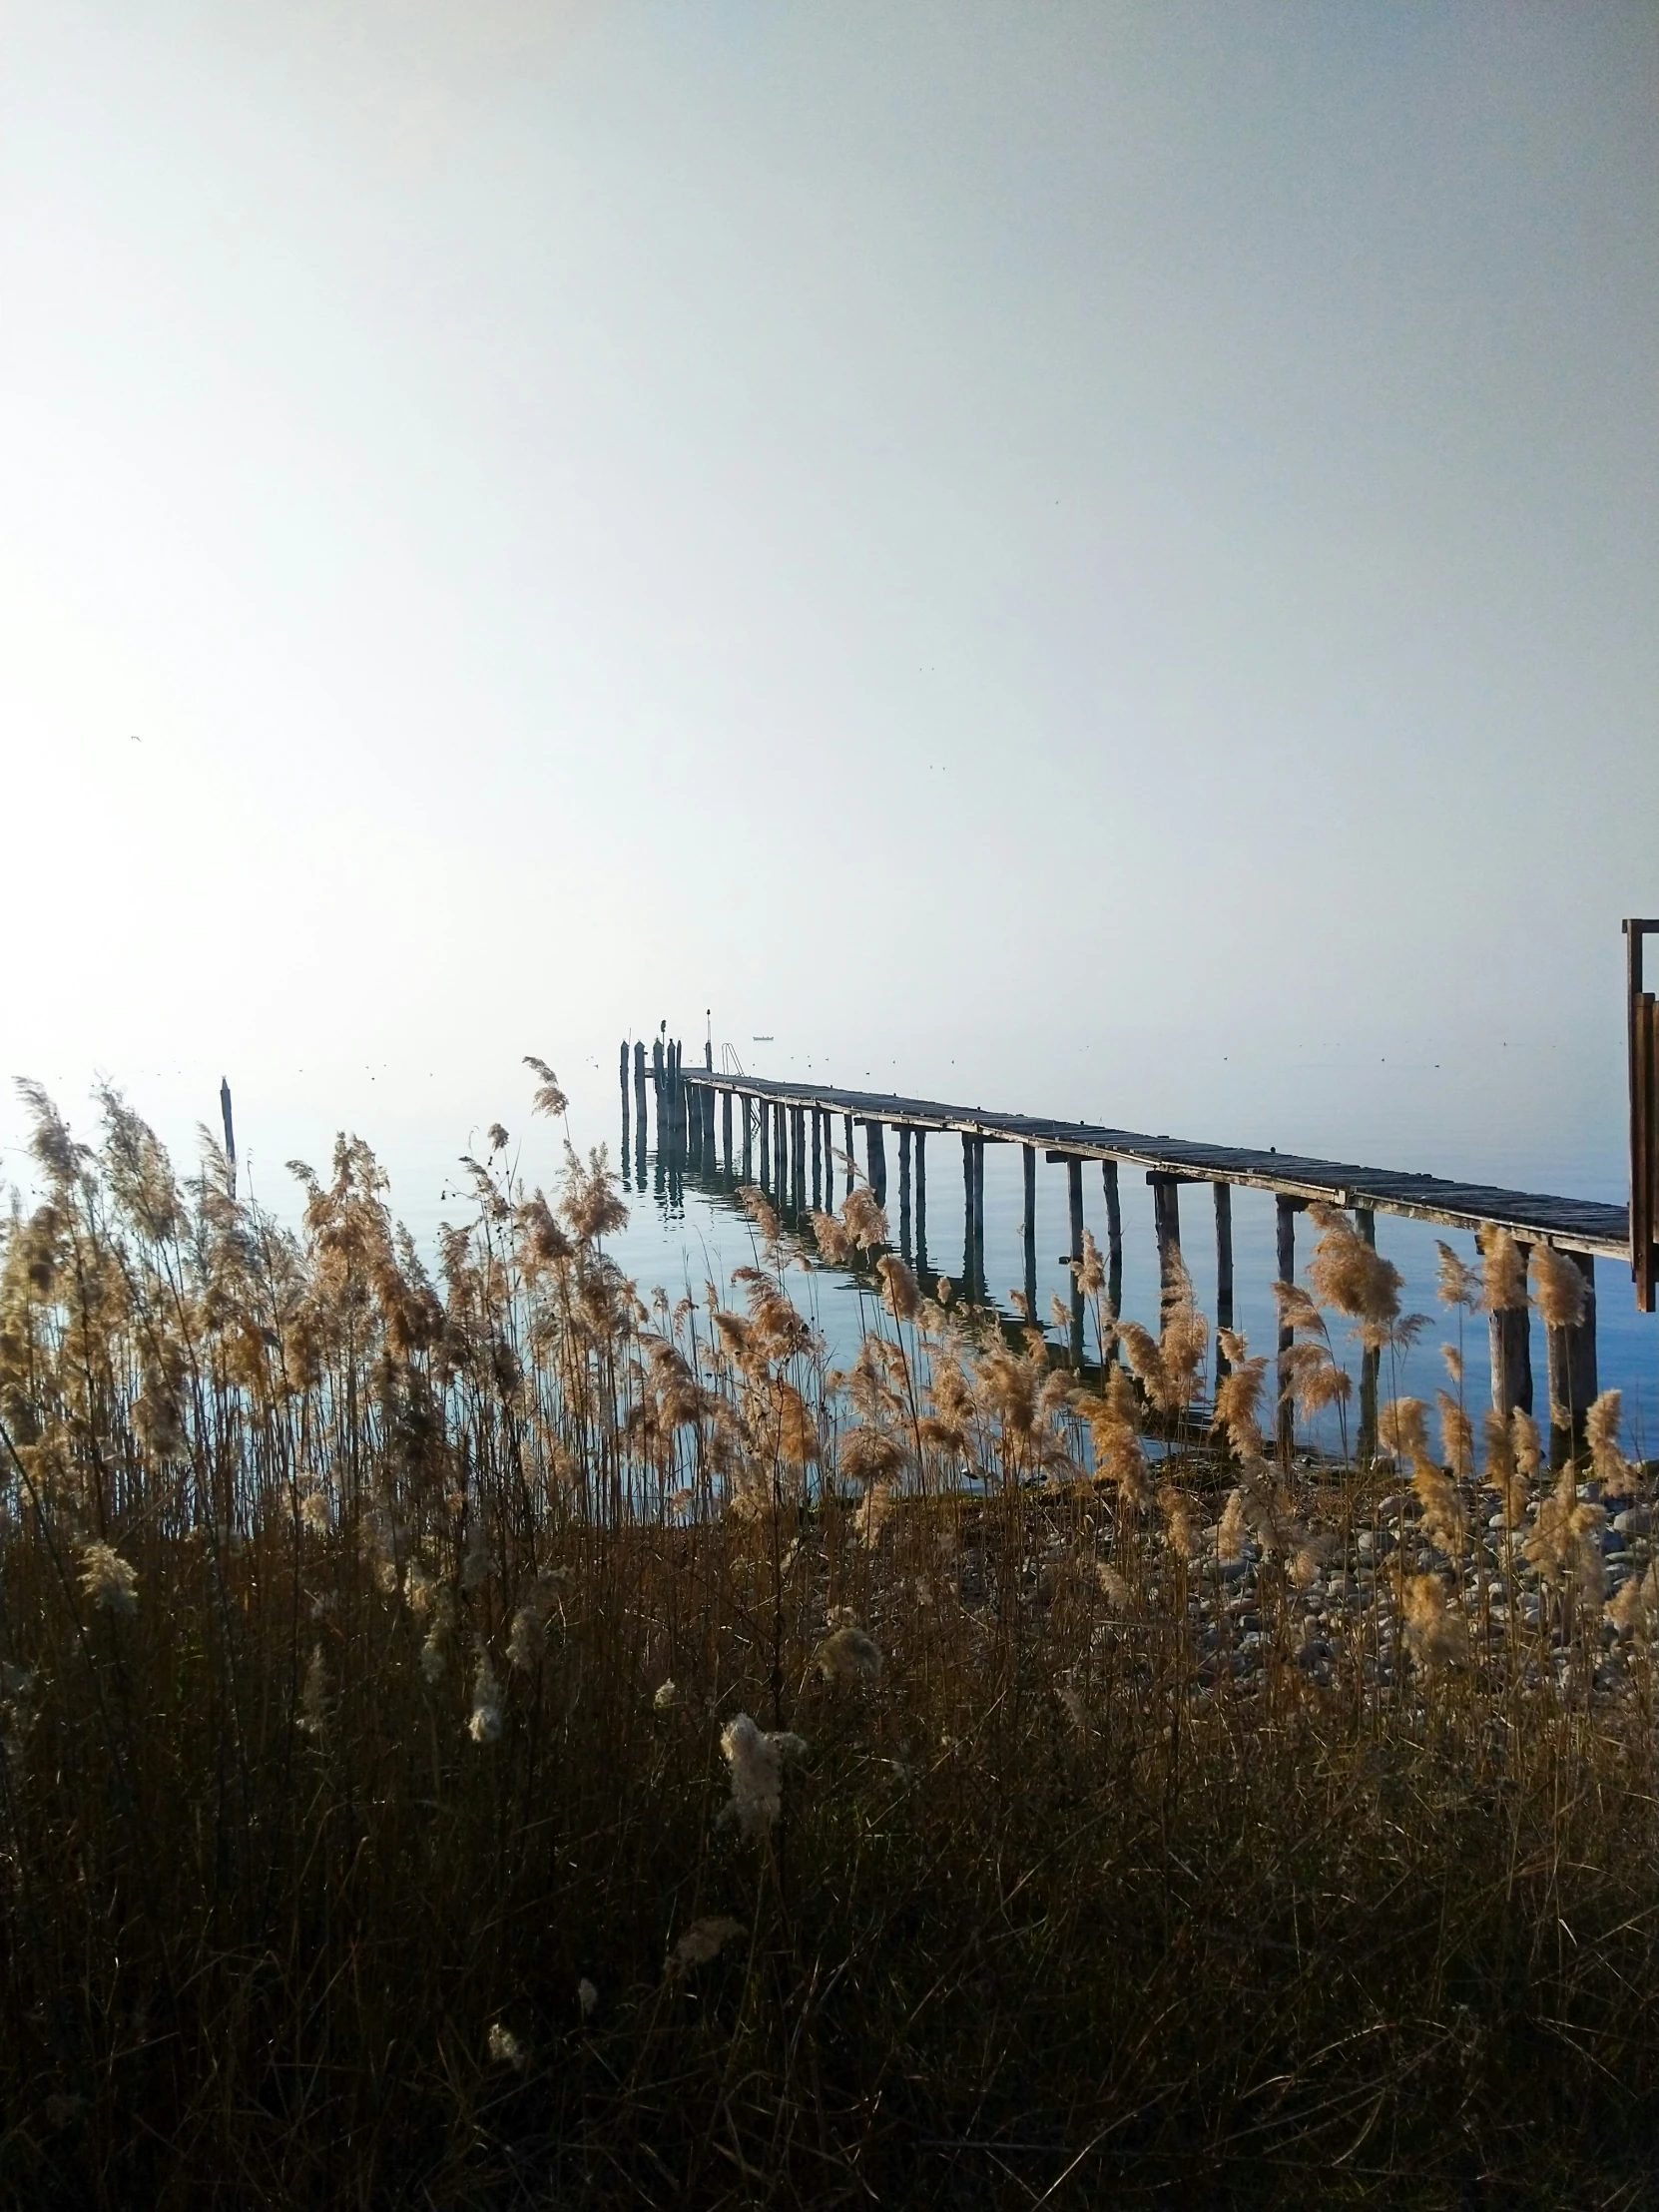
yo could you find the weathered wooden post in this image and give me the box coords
[1546,1249,1598,1467]
[1102,1160,1123,1325]
[1356,1207,1381,1460]
[634,1040,648,1143]
[898,1126,912,1256]
[843,1114,854,1198]
[812,1110,822,1208]
[758,1094,770,1185]
[1627,918,1659,1313]
[722,1089,734,1174]
[1022,1144,1038,1317]
[1276,1195,1301,1462]
[619,1040,630,1151]
[1149,1173,1184,1302]
[219,1077,237,1201]
[1212,1183,1234,1384]
[1486,1234,1532,1420]
[741,1095,754,1181]
[1067,1156,1085,1361]
[972,1139,987,1287]
[864,1119,887,1206]
[794,1105,808,1211]
[914,1128,927,1269]
[961,1134,975,1288]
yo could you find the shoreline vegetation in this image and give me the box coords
[3,1065,1657,2207]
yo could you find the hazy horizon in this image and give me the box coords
[3,3,1655,1239]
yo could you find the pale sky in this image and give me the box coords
[2,2,1655,1187]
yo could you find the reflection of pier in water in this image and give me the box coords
[619,977,1653,1471]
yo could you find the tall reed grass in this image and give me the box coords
[2,1071,1656,2208]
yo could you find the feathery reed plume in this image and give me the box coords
[1213,1336,1268,1459]
[1441,1343,1462,1387]
[739,1186,782,1255]
[1378,1397,1429,1466]
[841,1188,888,1252]
[1072,1228,1106,1297]
[670,1917,746,1973]
[1158,1484,1198,1561]
[1531,1244,1586,1333]
[1282,1338,1353,1421]
[297,1645,329,1741]
[578,1978,598,2021]
[720,1713,807,1839]
[1526,1467,1605,1597]
[468,1652,503,1744]
[652,1679,679,1710]
[79,1541,138,1617]
[523,1056,569,1118]
[876,1254,920,1324]
[1586,1390,1637,1498]
[1402,1575,1465,1670]
[1434,1241,1481,1311]
[1217,1489,1250,1563]
[1436,1389,1475,1477]
[815,1621,883,1683]
[1512,1406,1544,1479]
[1049,1294,1071,1335]
[1482,1410,1527,1521]
[1477,1223,1528,1312]
[1305,1207,1402,1350]
[488,2022,528,2070]
[811,1210,855,1266]
[1608,1563,1658,1637]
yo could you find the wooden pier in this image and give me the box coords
[628,931,1657,1464]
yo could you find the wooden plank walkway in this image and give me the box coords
[681,1070,1629,1260]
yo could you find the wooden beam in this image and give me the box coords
[1276,1195,1301,1462]
[1214,1183,1233,1382]
[1547,1250,1598,1468]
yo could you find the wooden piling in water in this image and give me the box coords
[722,1089,733,1174]
[1355,1208,1381,1460]
[972,1140,987,1285]
[1547,1249,1598,1467]
[812,1110,822,1208]
[1149,1173,1183,1303]
[1102,1160,1123,1326]
[1275,1196,1304,1461]
[1488,1236,1533,1421]
[898,1126,912,1256]
[758,1095,770,1184]
[1023,1145,1038,1316]
[843,1114,854,1199]
[219,1078,237,1202]
[865,1119,887,1207]
[914,1129,927,1268]
[1067,1156,1085,1360]
[1214,1183,1233,1382]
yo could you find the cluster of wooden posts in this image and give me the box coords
[621,1033,1634,1473]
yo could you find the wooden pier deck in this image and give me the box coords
[677,1070,1628,1260]
[623,1024,1644,1469]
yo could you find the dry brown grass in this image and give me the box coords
[2,1073,1658,2209]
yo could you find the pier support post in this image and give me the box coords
[1487,1237,1533,1422]
[1356,1208,1381,1462]
[972,1140,987,1290]
[741,1095,753,1181]
[812,1110,822,1209]
[1276,1196,1301,1463]
[619,1042,630,1151]
[961,1135,975,1290]
[1546,1250,1598,1468]
[1067,1156,1085,1362]
[1101,1161,1123,1332]
[1149,1174,1183,1304]
[843,1114,855,1199]
[722,1090,733,1175]
[758,1096,770,1185]
[1214,1184,1234,1384]
[898,1126,912,1256]
[864,1119,887,1207]
[1022,1145,1038,1318]
[914,1129,927,1270]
